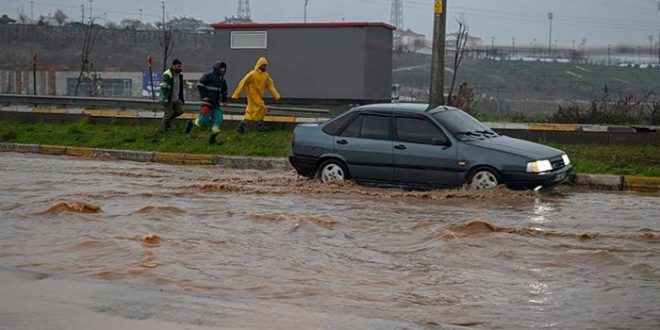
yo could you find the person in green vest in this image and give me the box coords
[159,59,185,132]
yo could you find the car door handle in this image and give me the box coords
[336,139,348,145]
[394,144,407,150]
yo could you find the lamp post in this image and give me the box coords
[511,37,516,58]
[491,36,495,59]
[304,0,309,23]
[547,12,553,57]
[657,2,660,64]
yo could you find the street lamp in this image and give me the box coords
[547,12,553,57]
[512,37,516,58]
[648,35,654,63]
[304,0,309,23]
[657,2,660,64]
[491,36,495,59]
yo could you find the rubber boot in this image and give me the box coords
[209,133,218,145]
[185,120,193,134]
[256,120,269,132]
[236,120,246,134]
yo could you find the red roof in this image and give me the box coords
[210,22,395,30]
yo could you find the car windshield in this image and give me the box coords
[432,109,498,140]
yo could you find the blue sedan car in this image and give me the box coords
[289,104,572,190]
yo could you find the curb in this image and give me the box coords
[624,176,660,191]
[0,143,656,191]
[0,143,292,172]
[93,149,154,162]
[571,173,624,190]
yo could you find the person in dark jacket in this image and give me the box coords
[186,61,228,145]
[159,59,185,132]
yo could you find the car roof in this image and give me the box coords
[352,103,460,115]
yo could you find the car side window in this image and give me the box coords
[396,117,446,145]
[360,115,391,140]
[339,115,362,138]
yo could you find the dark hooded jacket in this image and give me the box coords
[197,61,228,106]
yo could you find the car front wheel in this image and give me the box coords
[317,160,348,183]
[468,169,500,190]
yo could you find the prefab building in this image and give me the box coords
[210,22,394,103]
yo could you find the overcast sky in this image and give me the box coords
[2,0,660,47]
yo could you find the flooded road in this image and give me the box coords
[1,153,659,329]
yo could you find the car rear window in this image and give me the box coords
[340,115,362,138]
[323,112,357,136]
[339,114,391,140]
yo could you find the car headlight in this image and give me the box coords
[562,154,571,166]
[526,160,553,173]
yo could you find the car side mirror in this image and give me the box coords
[432,137,448,146]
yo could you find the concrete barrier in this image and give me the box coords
[153,152,185,164]
[624,176,660,191]
[0,143,15,152]
[573,173,624,190]
[66,146,95,158]
[13,144,40,153]
[93,148,154,163]
[40,145,67,155]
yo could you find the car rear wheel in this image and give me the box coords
[468,169,500,190]
[317,160,348,183]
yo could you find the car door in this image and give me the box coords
[393,115,460,187]
[335,112,394,183]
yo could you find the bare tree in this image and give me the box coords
[54,9,67,26]
[74,17,101,96]
[159,24,174,72]
[447,18,469,105]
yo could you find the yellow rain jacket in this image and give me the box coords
[231,57,281,121]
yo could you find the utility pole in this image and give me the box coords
[533,38,537,57]
[649,35,654,63]
[30,1,33,22]
[391,0,404,49]
[608,43,611,66]
[511,37,515,58]
[657,3,660,64]
[491,36,495,59]
[32,53,37,95]
[81,4,85,24]
[161,1,166,27]
[304,0,309,23]
[139,8,143,21]
[547,12,553,57]
[89,0,93,22]
[428,0,447,108]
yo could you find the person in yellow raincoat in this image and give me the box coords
[231,57,281,133]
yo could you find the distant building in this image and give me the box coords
[0,15,17,25]
[399,29,426,52]
[446,32,483,51]
[210,22,394,102]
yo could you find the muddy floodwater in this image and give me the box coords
[1,153,659,329]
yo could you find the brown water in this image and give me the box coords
[1,153,659,329]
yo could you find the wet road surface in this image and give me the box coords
[1,153,659,329]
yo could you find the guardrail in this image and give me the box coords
[0,94,331,118]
